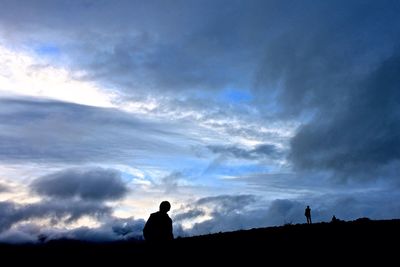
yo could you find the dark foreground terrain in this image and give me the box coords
[1,218,399,264]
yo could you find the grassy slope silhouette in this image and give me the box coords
[1,218,398,264]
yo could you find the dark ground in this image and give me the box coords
[1,218,398,265]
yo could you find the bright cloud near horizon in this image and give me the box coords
[0,0,400,243]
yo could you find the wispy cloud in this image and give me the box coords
[208,143,282,160]
[0,98,197,165]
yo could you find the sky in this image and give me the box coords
[0,0,400,243]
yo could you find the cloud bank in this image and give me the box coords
[31,167,128,201]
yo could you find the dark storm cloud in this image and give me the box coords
[221,1,400,181]
[0,215,146,243]
[31,167,128,201]
[208,143,281,160]
[0,200,110,232]
[290,54,400,179]
[0,98,192,164]
[255,1,400,115]
[0,0,289,94]
[1,1,398,111]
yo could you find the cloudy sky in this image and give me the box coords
[0,0,399,243]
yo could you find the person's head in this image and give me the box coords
[159,201,171,213]
[307,205,309,208]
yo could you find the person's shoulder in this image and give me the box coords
[148,212,158,218]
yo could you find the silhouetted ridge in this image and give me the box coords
[0,218,398,264]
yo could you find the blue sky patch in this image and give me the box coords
[34,44,61,57]
[218,88,253,104]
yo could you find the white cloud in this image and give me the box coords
[0,45,116,107]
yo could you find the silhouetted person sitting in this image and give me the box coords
[305,205,312,224]
[143,201,173,243]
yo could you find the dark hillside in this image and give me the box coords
[1,218,398,264]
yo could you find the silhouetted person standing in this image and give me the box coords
[143,201,173,242]
[305,205,312,224]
